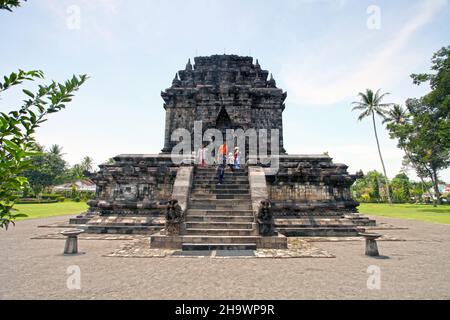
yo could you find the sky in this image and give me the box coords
[1,0,449,181]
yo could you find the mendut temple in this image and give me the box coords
[70,55,375,250]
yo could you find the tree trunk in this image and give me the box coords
[404,151,436,207]
[372,112,392,204]
[431,168,442,205]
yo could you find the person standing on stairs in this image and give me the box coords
[227,152,235,171]
[197,143,206,168]
[216,142,228,185]
[234,147,241,170]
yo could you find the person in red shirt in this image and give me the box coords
[218,142,228,163]
[216,142,228,184]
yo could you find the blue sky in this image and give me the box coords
[1,0,449,181]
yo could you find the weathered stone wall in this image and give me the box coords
[264,155,361,217]
[87,154,179,216]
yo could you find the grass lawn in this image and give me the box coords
[13,201,88,221]
[359,203,450,225]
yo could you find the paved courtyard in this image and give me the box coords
[1,215,449,299]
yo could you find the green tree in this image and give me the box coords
[352,89,393,204]
[391,173,411,203]
[351,170,390,203]
[387,46,450,205]
[383,104,408,125]
[383,105,435,203]
[48,144,65,157]
[22,146,68,195]
[0,71,87,228]
[80,156,94,173]
[68,164,85,181]
[370,174,380,202]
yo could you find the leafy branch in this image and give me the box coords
[0,71,88,229]
[0,0,27,12]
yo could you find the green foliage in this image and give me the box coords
[351,170,433,204]
[369,174,380,201]
[0,71,87,229]
[22,146,68,194]
[352,89,392,121]
[39,193,60,200]
[391,173,411,203]
[386,46,450,204]
[80,156,94,173]
[16,198,58,204]
[352,170,389,203]
[0,0,26,12]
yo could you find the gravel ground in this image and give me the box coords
[1,215,449,300]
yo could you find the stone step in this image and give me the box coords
[344,214,377,227]
[189,205,253,210]
[190,194,251,200]
[86,225,162,234]
[186,215,255,222]
[274,218,356,227]
[190,198,251,204]
[150,234,288,249]
[195,168,246,172]
[185,228,258,236]
[187,209,254,216]
[192,188,250,194]
[180,235,260,244]
[185,222,255,229]
[193,182,250,187]
[182,243,257,251]
[194,173,248,181]
[191,189,250,195]
[194,183,249,187]
[194,170,248,178]
[278,227,361,237]
[86,216,163,226]
[69,216,92,224]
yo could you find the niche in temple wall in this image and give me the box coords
[113,184,138,201]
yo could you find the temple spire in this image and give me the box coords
[268,73,276,88]
[255,59,261,69]
[172,73,181,87]
[186,58,193,71]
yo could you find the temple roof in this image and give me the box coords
[170,54,277,89]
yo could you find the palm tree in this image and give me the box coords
[352,89,393,204]
[48,144,64,157]
[80,156,94,173]
[382,104,408,125]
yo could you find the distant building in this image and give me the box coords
[443,184,450,195]
[52,179,96,192]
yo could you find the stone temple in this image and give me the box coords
[70,54,375,250]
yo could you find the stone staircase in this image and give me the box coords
[181,167,260,250]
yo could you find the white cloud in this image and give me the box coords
[281,0,447,106]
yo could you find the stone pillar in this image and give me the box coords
[61,229,84,255]
[171,166,194,212]
[360,233,381,257]
[248,166,269,215]
[64,236,78,254]
[365,238,380,256]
